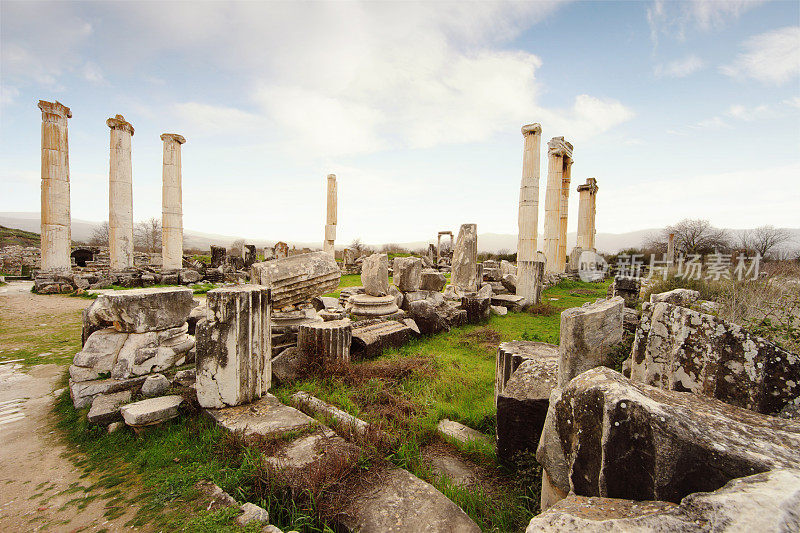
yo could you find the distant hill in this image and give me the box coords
[1,212,798,255]
[0,225,40,247]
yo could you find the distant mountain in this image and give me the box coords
[1,212,798,255]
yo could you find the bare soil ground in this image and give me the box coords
[0,283,143,532]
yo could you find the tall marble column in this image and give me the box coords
[38,100,72,272]
[516,123,543,302]
[557,159,572,272]
[107,115,135,270]
[576,178,598,250]
[324,174,337,257]
[161,133,186,270]
[542,137,572,273]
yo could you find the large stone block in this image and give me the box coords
[419,269,446,292]
[538,367,800,505]
[557,297,623,387]
[250,251,340,308]
[495,341,558,401]
[649,288,700,306]
[121,395,183,427]
[527,469,800,533]
[196,285,271,408]
[297,320,351,368]
[393,256,423,292]
[631,301,800,414]
[351,318,413,359]
[360,253,390,297]
[111,325,195,379]
[87,287,195,333]
[497,354,558,465]
[451,223,478,292]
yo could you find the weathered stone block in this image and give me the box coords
[360,253,390,297]
[393,256,423,292]
[87,390,131,424]
[557,297,623,387]
[88,287,194,333]
[196,285,271,408]
[250,251,340,308]
[631,301,800,414]
[649,288,700,306]
[351,319,412,359]
[297,320,351,368]
[419,269,446,292]
[121,395,183,427]
[451,223,478,292]
[539,367,800,504]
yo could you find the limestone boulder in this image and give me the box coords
[557,297,623,387]
[461,292,491,323]
[71,328,129,379]
[110,325,195,379]
[87,287,195,333]
[393,257,423,292]
[179,269,202,284]
[631,301,800,414]
[538,367,800,505]
[360,253,390,297]
[419,269,446,292]
[527,469,800,533]
[87,390,131,424]
[501,274,517,294]
[406,300,450,335]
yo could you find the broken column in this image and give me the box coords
[576,178,598,250]
[297,320,351,368]
[557,296,623,387]
[323,174,337,257]
[160,133,186,270]
[542,137,573,273]
[450,224,478,292]
[38,100,72,272]
[107,115,135,271]
[250,251,340,308]
[196,285,271,408]
[667,232,675,264]
[516,124,545,304]
[350,253,398,317]
[210,245,226,267]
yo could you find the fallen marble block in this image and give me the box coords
[87,390,131,424]
[120,395,183,427]
[86,287,195,333]
[251,251,340,308]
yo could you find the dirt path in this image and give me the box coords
[0,284,142,532]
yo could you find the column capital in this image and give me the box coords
[327,173,336,181]
[577,177,598,193]
[107,115,134,136]
[521,123,542,136]
[547,136,573,158]
[160,133,186,144]
[38,100,72,119]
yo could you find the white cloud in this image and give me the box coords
[648,0,766,44]
[0,84,20,105]
[538,95,635,142]
[785,96,800,110]
[654,54,705,78]
[81,61,106,84]
[725,103,771,121]
[172,102,261,136]
[721,26,800,85]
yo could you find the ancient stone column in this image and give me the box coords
[451,223,478,291]
[576,178,598,250]
[542,137,573,273]
[38,100,72,272]
[516,123,543,302]
[160,133,186,270]
[107,115,135,270]
[667,232,676,264]
[324,174,337,257]
[557,158,572,272]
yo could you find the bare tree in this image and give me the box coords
[89,221,109,247]
[740,226,793,259]
[135,217,162,254]
[350,238,365,254]
[665,219,729,255]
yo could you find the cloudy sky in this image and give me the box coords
[1,0,798,246]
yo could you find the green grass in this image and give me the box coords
[271,278,612,531]
[0,310,82,366]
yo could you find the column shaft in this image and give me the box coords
[557,159,572,272]
[324,174,337,256]
[161,134,186,270]
[38,101,72,271]
[107,115,135,270]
